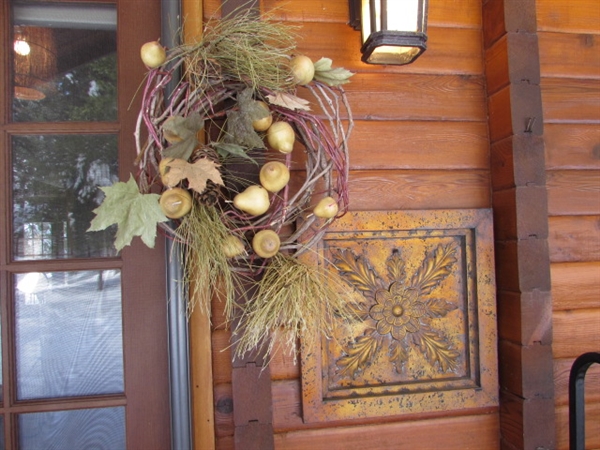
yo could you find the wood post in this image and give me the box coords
[482,0,556,448]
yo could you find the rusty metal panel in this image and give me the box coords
[300,209,498,422]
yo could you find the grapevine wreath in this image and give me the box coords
[89,9,355,358]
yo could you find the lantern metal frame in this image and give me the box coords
[349,0,429,66]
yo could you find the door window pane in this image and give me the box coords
[18,407,125,450]
[12,3,117,122]
[12,134,118,260]
[15,270,124,400]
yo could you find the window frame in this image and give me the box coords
[0,0,173,448]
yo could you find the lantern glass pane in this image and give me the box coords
[387,0,420,32]
[360,0,372,43]
[367,45,422,65]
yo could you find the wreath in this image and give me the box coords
[89,9,355,358]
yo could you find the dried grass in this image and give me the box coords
[233,252,357,359]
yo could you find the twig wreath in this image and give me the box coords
[89,9,355,359]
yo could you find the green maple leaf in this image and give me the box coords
[88,175,168,251]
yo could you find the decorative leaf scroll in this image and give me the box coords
[386,249,406,285]
[424,298,458,318]
[333,245,460,378]
[88,175,168,251]
[331,248,385,301]
[337,333,380,377]
[411,244,457,295]
[412,328,461,373]
[388,340,409,374]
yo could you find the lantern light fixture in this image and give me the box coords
[349,0,429,66]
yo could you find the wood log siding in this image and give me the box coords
[203,0,499,448]
[195,0,598,448]
[536,0,600,448]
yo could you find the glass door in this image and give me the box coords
[1,1,170,448]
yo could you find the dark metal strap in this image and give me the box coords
[569,352,600,450]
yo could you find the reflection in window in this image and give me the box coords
[19,407,125,450]
[12,3,117,122]
[19,221,68,259]
[15,270,124,400]
[12,134,118,260]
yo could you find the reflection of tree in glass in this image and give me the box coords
[12,134,118,259]
[13,52,117,122]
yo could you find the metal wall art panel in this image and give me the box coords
[300,209,498,422]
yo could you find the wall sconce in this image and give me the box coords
[349,0,428,65]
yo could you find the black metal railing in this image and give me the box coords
[569,352,600,450]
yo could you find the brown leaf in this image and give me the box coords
[162,158,224,193]
[266,92,311,111]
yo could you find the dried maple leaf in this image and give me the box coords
[162,157,224,193]
[266,92,311,111]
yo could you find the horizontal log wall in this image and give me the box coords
[537,1,600,448]
[204,0,498,448]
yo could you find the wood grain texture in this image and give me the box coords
[498,340,554,399]
[272,414,499,450]
[546,170,600,216]
[345,170,491,211]
[499,391,556,450]
[348,121,489,170]
[553,357,600,406]
[492,186,549,241]
[551,261,600,311]
[214,383,234,438]
[491,135,547,190]
[301,73,486,122]
[544,123,600,170]
[536,0,600,34]
[552,308,600,359]
[293,23,484,76]
[212,329,233,384]
[539,32,600,79]
[555,402,600,450]
[204,0,482,28]
[541,77,600,123]
[548,215,600,263]
[497,290,552,346]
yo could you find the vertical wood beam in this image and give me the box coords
[482,0,556,449]
[182,2,217,450]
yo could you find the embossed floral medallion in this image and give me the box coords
[299,210,499,423]
[333,245,461,378]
